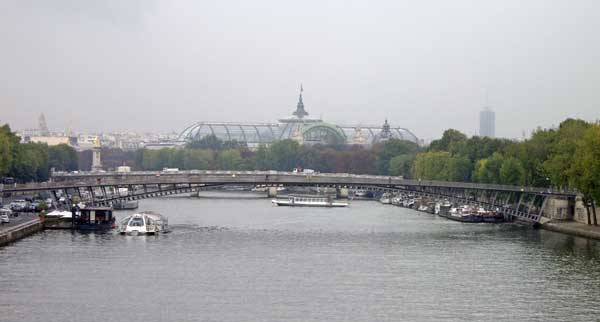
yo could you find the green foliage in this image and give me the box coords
[375,139,420,175]
[186,134,248,151]
[268,140,300,171]
[183,149,213,170]
[254,145,271,170]
[10,143,49,182]
[543,119,590,188]
[216,149,244,170]
[412,151,471,181]
[388,154,414,177]
[0,125,16,176]
[569,124,600,203]
[472,152,504,183]
[48,144,79,171]
[0,125,79,182]
[428,129,467,152]
[499,157,526,185]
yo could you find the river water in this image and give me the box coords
[1,192,600,322]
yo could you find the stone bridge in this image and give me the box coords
[1,170,578,223]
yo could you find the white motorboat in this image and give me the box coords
[272,195,348,207]
[379,193,392,204]
[118,212,170,235]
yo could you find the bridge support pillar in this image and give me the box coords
[267,187,278,198]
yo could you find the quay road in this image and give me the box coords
[0,212,42,247]
[0,213,40,234]
[2,170,578,197]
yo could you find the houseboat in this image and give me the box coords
[76,206,116,230]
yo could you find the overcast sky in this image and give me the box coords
[1,0,598,140]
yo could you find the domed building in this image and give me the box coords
[178,86,418,148]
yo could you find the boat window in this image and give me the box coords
[129,217,144,227]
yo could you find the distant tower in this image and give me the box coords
[38,113,50,136]
[377,119,393,142]
[479,108,495,138]
[91,137,102,171]
[292,84,309,119]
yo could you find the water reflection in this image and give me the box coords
[0,195,599,322]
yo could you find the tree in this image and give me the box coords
[570,125,600,204]
[48,144,78,171]
[543,119,590,189]
[183,149,213,170]
[186,135,223,150]
[412,151,471,181]
[216,149,243,170]
[254,144,272,170]
[268,140,299,171]
[388,154,414,177]
[499,157,525,185]
[0,125,15,176]
[375,139,419,175]
[472,152,504,183]
[10,143,49,182]
[428,129,467,152]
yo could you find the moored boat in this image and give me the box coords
[447,205,484,223]
[272,195,348,207]
[379,193,392,205]
[76,206,116,231]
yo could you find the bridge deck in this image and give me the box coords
[1,170,577,197]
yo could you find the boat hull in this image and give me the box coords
[272,200,348,207]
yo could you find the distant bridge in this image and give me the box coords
[1,170,578,223]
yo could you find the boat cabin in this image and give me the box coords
[75,206,115,231]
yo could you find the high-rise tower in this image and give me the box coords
[479,108,495,138]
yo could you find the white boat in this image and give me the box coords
[118,212,170,235]
[272,195,348,207]
[379,193,392,204]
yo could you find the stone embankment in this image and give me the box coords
[0,217,43,247]
[542,221,600,241]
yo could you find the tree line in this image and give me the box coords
[413,119,600,207]
[129,134,421,177]
[0,124,78,182]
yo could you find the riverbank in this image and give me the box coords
[0,216,43,247]
[542,221,600,241]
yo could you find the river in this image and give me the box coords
[1,192,599,322]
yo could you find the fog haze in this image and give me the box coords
[1,0,599,140]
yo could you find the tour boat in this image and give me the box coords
[118,211,170,235]
[272,195,348,207]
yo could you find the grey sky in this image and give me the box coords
[1,0,598,140]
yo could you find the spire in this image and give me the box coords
[381,119,391,139]
[293,83,309,119]
[38,113,49,136]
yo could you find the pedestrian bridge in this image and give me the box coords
[1,170,578,223]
